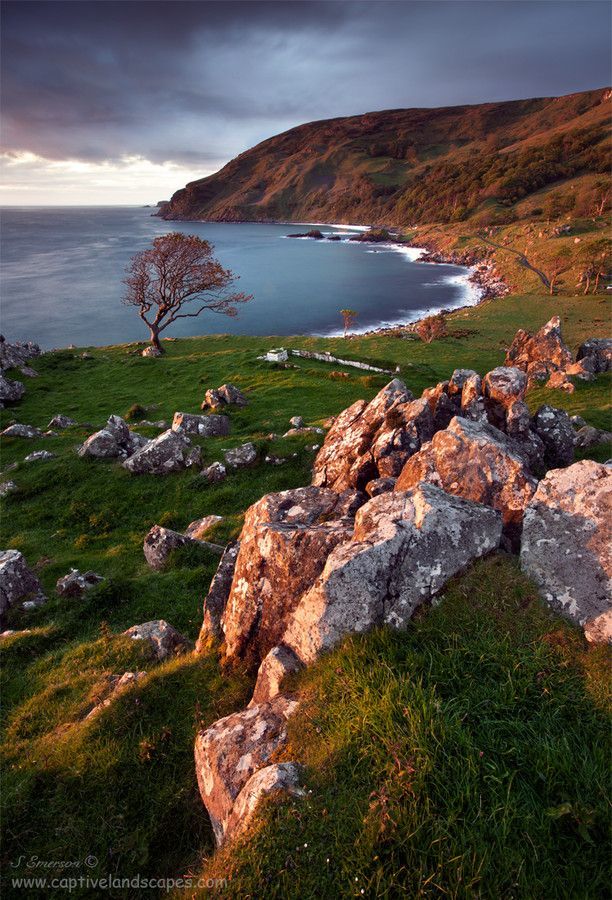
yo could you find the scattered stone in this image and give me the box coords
[24,450,56,463]
[85,671,147,720]
[0,374,25,404]
[184,445,203,469]
[56,569,105,598]
[395,416,537,540]
[194,695,299,845]
[531,405,575,468]
[79,415,148,460]
[0,550,46,621]
[250,644,302,706]
[224,442,257,469]
[2,423,44,439]
[124,619,192,660]
[122,429,191,474]
[141,346,162,358]
[283,426,324,438]
[289,416,304,429]
[48,414,77,429]
[185,515,223,541]
[0,481,17,498]
[202,383,248,410]
[574,425,612,449]
[196,542,241,649]
[283,483,502,665]
[520,461,611,630]
[172,412,231,437]
[143,525,223,570]
[576,338,612,374]
[200,461,227,483]
[583,610,612,645]
[265,454,287,465]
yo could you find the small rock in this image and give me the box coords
[48,414,77,429]
[224,442,257,469]
[583,610,612,644]
[141,346,162,358]
[283,427,324,438]
[0,481,17,498]
[85,671,148,720]
[2,423,44,439]
[202,383,248,409]
[570,415,588,430]
[0,549,46,621]
[265,455,287,465]
[250,644,302,706]
[545,370,574,393]
[24,450,56,463]
[200,461,227,483]
[0,374,25,404]
[184,445,203,469]
[123,620,192,660]
[289,416,304,429]
[574,425,612,449]
[185,515,223,540]
[172,412,231,437]
[143,525,223,570]
[56,569,105,598]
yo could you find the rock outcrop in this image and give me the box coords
[504,316,573,384]
[0,550,46,622]
[124,620,192,660]
[79,415,148,460]
[520,461,611,634]
[196,542,241,649]
[122,429,191,474]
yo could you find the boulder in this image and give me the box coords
[576,338,612,374]
[312,379,414,492]
[123,619,192,660]
[56,569,104,598]
[531,405,575,468]
[0,374,25,404]
[0,550,45,621]
[370,397,434,477]
[2,423,43,439]
[483,367,528,428]
[520,461,611,630]
[143,525,223,570]
[122,429,191,474]
[79,415,146,460]
[200,461,227,483]
[195,541,241,649]
[574,425,612,449]
[395,416,537,538]
[171,412,231,437]
[48,414,77,429]
[225,763,303,844]
[185,515,223,541]
[421,382,458,432]
[224,442,257,469]
[505,316,573,383]
[221,487,358,664]
[24,450,56,463]
[194,695,298,845]
[250,644,302,706]
[283,483,502,665]
[202,383,248,410]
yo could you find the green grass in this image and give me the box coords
[1,294,610,898]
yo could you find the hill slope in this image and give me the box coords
[160,87,611,227]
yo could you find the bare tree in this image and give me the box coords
[123,233,252,352]
[535,246,574,295]
[416,313,447,344]
[340,308,358,338]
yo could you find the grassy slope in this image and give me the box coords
[1,296,610,898]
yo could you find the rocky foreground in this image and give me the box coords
[1,320,610,851]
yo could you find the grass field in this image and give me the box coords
[1,292,610,898]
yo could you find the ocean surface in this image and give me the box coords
[0,207,479,349]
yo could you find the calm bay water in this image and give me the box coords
[0,207,478,349]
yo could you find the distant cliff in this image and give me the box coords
[160,87,611,227]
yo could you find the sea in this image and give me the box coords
[0,207,480,349]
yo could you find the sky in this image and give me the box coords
[1,0,610,205]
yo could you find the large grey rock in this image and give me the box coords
[283,483,502,665]
[0,550,45,621]
[531,405,575,468]
[56,569,104,598]
[122,429,190,474]
[171,412,231,437]
[143,525,223,570]
[194,696,299,845]
[196,541,241,649]
[520,461,611,632]
[79,415,147,460]
[2,423,43,439]
[224,442,257,469]
[0,374,25,404]
[123,619,192,660]
[226,763,303,843]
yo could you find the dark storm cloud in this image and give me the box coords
[1,0,610,170]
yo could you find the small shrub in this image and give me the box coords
[416,313,448,344]
[124,403,147,421]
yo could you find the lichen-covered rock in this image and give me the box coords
[143,525,223,570]
[505,316,573,384]
[421,381,458,432]
[460,372,486,422]
[78,415,147,460]
[0,550,45,621]
[576,338,612,374]
[171,412,231,437]
[48,414,77,429]
[24,450,56,463]
[194,696,298,845]
[225,763,303,843]
[289,416,304,429]
[312,380,414,492]
[365,476,397,497]
[371,397,434,478]
[2,423,43,439]
[185,515,223,541]
[195,541,240,649]
[200,461,227,483]
[122,429,191,474]
[56,569,104,597]
[124,619,192,660]
[250,644,302,706]
[531,405,575,468]
[283,483,502,665]
[574,425,612,449]
[483,366,528,419]
[395,416,537,538]
[0,336,41,372]
[520,461,611,629]
[224,442,257,469]
[545,370,575,393]
[583,610,612,645]
[202,383,248,410]
[0,374,25,404]
[221,487,358,663]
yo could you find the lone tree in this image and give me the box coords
[340,308,358,338]
[123,232,252,352]
[416,312,447,344]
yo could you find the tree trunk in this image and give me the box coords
[593,273,601,294]
[149,326,164,352]
[583,275,591,295]
[549,277,555,295]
